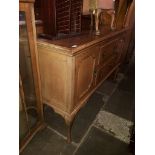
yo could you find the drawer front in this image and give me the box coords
[96,56,117,85]
[98,39,118,66]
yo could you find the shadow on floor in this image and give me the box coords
[44,92,104,143]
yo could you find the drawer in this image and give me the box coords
[96,56,117,85]
[98,40,118,65]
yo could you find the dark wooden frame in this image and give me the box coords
[19,0,45,153]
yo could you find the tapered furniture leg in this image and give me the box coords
[103,10,115,30]
[110,10,115,30]
[94,9,102,35]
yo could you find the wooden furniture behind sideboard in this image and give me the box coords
[19,0,44,152]
[37,28,127,142]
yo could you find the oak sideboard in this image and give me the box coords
[37,28,128,142]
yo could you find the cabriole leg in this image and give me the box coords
[65,118,74,143]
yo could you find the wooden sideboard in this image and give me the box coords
[37,28,128,142]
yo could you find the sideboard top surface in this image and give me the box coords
[37,28,128,55]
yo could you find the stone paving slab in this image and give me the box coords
[94,110,133,143]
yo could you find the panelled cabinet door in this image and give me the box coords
[75,45,99,106]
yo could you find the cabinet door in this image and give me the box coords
[75,45,99,105]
